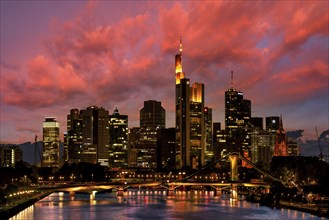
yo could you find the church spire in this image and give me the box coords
[279,114,283,130]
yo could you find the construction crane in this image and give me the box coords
[34,134,42,166]
[315,127,324,161]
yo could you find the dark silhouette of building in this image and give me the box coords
[204,107,213,165]
[66,109,83,164]
[0,146,22,167]
[128,127,140,167]
[139,100,165,168]
[266,116,280,131]
[250,117,263,130]
[81,106,109,166]
[156,128,176,171]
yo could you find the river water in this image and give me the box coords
[10,190,322,220]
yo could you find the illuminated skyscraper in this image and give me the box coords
[81,106,109,166]
[175,37,191,168]
[109,107,128,168]
[138,100,165,168]
[224,73,251,160]
[42,117,60,167]
[190,83,205,168]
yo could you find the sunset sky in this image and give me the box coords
[1,1,328,144]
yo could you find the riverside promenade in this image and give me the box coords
[0,190,51,219]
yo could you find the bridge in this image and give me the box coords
[36,152,280,201]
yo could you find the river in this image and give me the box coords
[9,190,323,220]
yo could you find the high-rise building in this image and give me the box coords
[66,109,83,164]
[128,127,140,167]
[224,77,251,158]
[0,146,22,167]
[156,128,176,171]
[266,116,280,132]
[190,83,205,168]
[204,107,213,165]
[139,100,166,168]
[81,106,109,166]
[265,116,279,158]
[250,117,263,130]
[175,38,191,168]
[42,117,60,167]
[212,122,228,160]
[109,107,128,168]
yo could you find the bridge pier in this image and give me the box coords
[230,183,238,202]
[213,186,222,197]
[117,186,125,197]
[167,185,176,197]
[69,191,75,199]
[90,190,97,200]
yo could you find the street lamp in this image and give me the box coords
[91,174,94,183]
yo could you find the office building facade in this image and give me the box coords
[81,106,109,166]
[109,107,128,168]
[42,117,60,167]
[138,100,166,168]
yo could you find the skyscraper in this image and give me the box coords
[175,38,191,168]
[109,107,128,168]
[190,83,205,168]
[128,127,140,168]
[42,117,60,167]
[156,128,176,171]
[139,100,166,168]
[66,109,83,164]
[81,106,109,166]
[204,107,213,165]
[224,72,251,160]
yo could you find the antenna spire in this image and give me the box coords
[231,70,234,88]
[179,36,182,55]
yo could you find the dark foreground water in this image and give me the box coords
[10,190,323,220]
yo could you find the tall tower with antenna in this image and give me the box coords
[224,71,251,160]
[175,36,190,168]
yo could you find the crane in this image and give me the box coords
[315,127,324,161]
[34,134,42,166]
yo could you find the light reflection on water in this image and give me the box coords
[10,190,322,220]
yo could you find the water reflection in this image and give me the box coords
[10,190,322,220]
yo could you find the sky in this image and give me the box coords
[0,1,328,144]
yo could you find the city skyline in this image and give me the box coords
[1,1,328,144]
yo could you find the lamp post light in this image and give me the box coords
[91,174,94,183]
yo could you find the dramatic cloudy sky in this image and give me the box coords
[1,1,328,144]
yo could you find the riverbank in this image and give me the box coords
[246,193,329,218]
[278,200,329,219]
[0,190,51,219]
